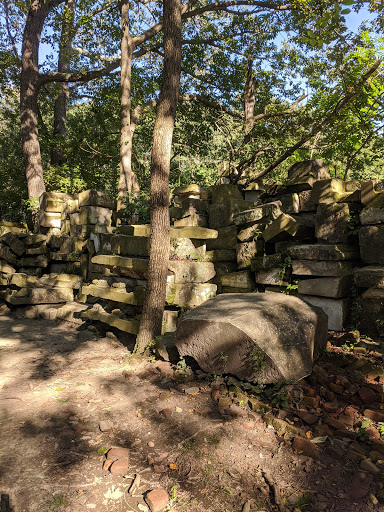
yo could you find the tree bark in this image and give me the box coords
[117,0,139,212]
[51,0,77,166]
[20,0,52,199]
[134,0,182,355]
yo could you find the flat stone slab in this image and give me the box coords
[360,207,384,226]
[91,255,149,276]
[354,267,384,289]
[5,287,74,305]
[79,206,112,226]
[10,273,82,289]
[81,284,145,305]
[287,244,359,261]
[168,261,215,283]
[359,226,384,265]
[175,293,328,384]
[233,203,282,226]
[255,268,289,286]
[298,277,352,298]
[166,283,217,308]
[82,307,140,335]
[299,296,348,331]
[78,189,116,209]
[292,260,356,277]
[204,250,237,262]
[119,225,218,239]
[220,271,254,289]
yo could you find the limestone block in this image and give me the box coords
[262,214,297,243]
[175,292,328,383]
[54,302,88,324]
[70,212,80,225]
[79,206,112,226]
[298,190,317,212]
[214,262,238,276]
[168,261,215,283]
[210,184,243,203]
[24,234,47,246]
[39,211,62,228]
[292,260,356,277]
[204,249,237,262]
[91,254,149,277]
[207,225,237,250]
[360,207,384,226]
[111,235,149,257]
[0,221,28,235]
[359,226,384,265]
[299,295,348,331]
[166,283,217,308]
[354,297,384,337]
[170,238,206,260]
[40,197,65,213]
[50,252,81,262]
[82,307,140,335]
[236,240,264,269]
[354,267,384,289]
[173,214,208,227]
[361,180,384,206]
[315,203,350,244]
[287,244,359,261]
[251,253,284,272]
[362,288,384,299]
[220,271,254,289]
[290,212,316,227]
[78,189,116,209]
[6,287,74,305]
[208,199,254,229]
[233,203,282,226]
[0,260,15,274]
[170,227,217,240]
[287,159,330,187]
[162,310,179,333]
[0,233,26,256]
[156,332,179,362]
[181,198,207,218]
[18,255,48,268]
[298,277,352,298]
[81,283,145,305]
[26,245,48,256]
[173,184,207,201]
[70,224,112,237]
[311,179,347,204]
[0,243,16,265]
[237,223,265,242]
[170,206,183,220]
[255,268,289,286]
[274,193,300,214]
[244,190,263,203]
[10,273,81,289]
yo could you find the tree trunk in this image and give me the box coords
[134,0,182,355]
[117,0,139,212]
[20,0,51,198]
[51,0,77,166]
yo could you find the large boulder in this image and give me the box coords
[175,292,328,384]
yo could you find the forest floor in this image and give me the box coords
[1,311,384,512]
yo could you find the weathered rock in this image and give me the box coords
[174,184,208,200]
[18,255,48,268]
[173,214,208,227]
[204,249,237,262]
[169,238,206,260]
[166,283,217,308]
[0,220,28,235]
[292,437,320,459]
[233,203,282,226]
[70,224,113,237]
[237,224,265,243]
[354,266,384,289]
[236,240,264,269]
[361,288,384,299]
[155,332,179,362]
[273,193,300,213]
[361,180,384,206]
[255,268,289,286]
[10,273,82,289]
[287,159,330,188]
[298,276,352,298]
[359,225,384,265]
[311,179,347,204]
[175,293,328,383]
[251,253,284,272]
[78,189,116,209]
[210,184,243,203]
[81,284,145,305]
[180,197,207,217]
[208,199,254,229]
[206,225,237,250]
[360,207,384,225]
[287,243,359,261]
[39,211,62,228]
[79,206,112,226]
[91,254,149,277]
[298,190,317,212]
[315,203,351,243]
[111,235,149,257]
[82,307,140,335]
[145,489,169,512]
[24,234,47,246]
[262,214,312,243]
[5,287,74,305]
[168,260,215,283]
[220,271,254,289]
[299,295,348,331]
[292,260,356,277]
[0,243,16,265]
[0,233,26,256]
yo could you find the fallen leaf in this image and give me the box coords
[169,463,178,470]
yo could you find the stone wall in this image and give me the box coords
[0,160,384,340]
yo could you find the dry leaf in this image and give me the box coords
[169,463,178,470]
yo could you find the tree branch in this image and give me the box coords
[38,62,120,85]
[181,93,243,118]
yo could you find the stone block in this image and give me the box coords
[82,307,140,335]
[0,221,28,235]
[0,232,26,256]
[210,184,243,203]
[78,189,116,209]
[359,226,384,265]
[208,199,254,229]
[262,214,297,243]
[91,254,149,277]
[204,249,237,262]
[169,206,183,220]
[237,223,265,242]
[297,276,352,298]
[111,235,149,257]
[79,206,112,226]
[81,283,145,305]
[175,292,328,383]
[255,268,289,286]
[354,267,384,289]
[360,207,384,225]
[70,224,113,237]
[50,262,81,274]
[361,288,384,299]
[287,159,330,187]
[156,332,179,361]
[236,240,264,269]
[19,255,48,268]
[292,260,356,277]
[0,243,17,265]
[206,225,237,250]
[24,234,47,246]
[39,211,62,228]
[233,203,282,226]
[6,287,74,305]
[168,261,215,283]
[361,180,384,206]
[170,238,206,260]
[173,184,207,200]
[180,198,207,217]
[26,245,48,256]
[287,243,359,261]
[290,212,316,227]
[214,261,238,276]
[55,302,88,324]
[0,260,15,274]
[244,189,264,203]
[251,253,284,272]
[298,190,317,212]
[220,271,255,289]
[50,252,81,262]
[70,212,80,225]
[315,203,351,244]
[355,297,384,337]
[11,273,81,289]
[173,214,208,227]
[299,295,348,331]
[166,283,217,308]
[274,193,300,213]
[311,179,347,204]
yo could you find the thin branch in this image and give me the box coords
[181,93,243,119]
[3,0,19,60]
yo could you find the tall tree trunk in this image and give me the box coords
[51,0,77,166]
[20,0,51,199]
[134,0,182,355]
[117,0,139,212]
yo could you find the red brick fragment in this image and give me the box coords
[303,396,320,408]
[110,458,129,475]
[107,447,130,461]
[325,417,346,431]
[145,489,169,512]
[364,409,384,423]
[323,402,338,414]
[350,472,373,500]
[358,387,377,404]
[292,437,319,459]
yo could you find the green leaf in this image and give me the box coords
[341,0,354,4]
[54,386,64,391]
[340,9,351,14]
[97,447,109,454]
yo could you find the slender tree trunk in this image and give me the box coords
[244,55,255,141]
[134,0,182,355]
[117,0,139,212]
[51,0,77,166]
[20,0,51,199]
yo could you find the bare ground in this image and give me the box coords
[0,311,384,512]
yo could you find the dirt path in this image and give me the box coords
[0,312,383,512]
